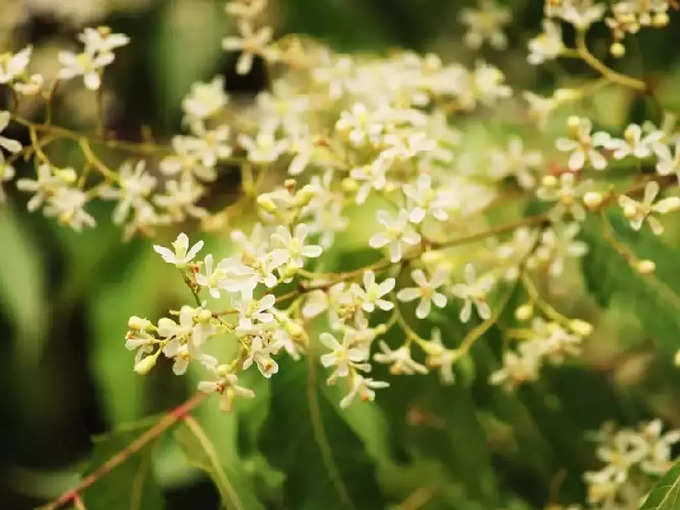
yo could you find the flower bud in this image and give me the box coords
[623,204,637,219]
[55,167,77,184]
[674,349,680,367]
[515,303,533,321]
[134,354,158,375]
[653,12,669,27]
[256,194,277,212]
[341,177,358,192]
[541,175,558,187]
[635,259,656,274]
[583,191,603,210]
[567,115,581,135]
[610,42,625,58]
[128,315,152,331]
[197,309,213,322]
[569,319,593,336]
[295,184,315,207]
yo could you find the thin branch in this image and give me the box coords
[40,392,207,510]
[575,29,647,92]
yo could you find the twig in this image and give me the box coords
[40,392,207,510]
[575,29,647,92]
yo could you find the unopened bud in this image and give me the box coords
[128,315,152,331]
[256,194,276,212]
[134,354,158,375]
[569,319,593,336]
[341,177,358,192]
[541,175,558,187]
[636,259,656,274]
[674,349,680,367]
[623,204,637,219]
[295,184,315,207]
[653,12,669,27]
[567,115,581,135]
[610,42,626,58]
[197,309,212,322]
[515,303,533,321]
[583,191,603,210]
[55,167,77,184]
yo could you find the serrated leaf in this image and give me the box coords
[640,459,680,510]
[581,216,680,352]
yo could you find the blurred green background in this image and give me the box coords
[3,1,680,509]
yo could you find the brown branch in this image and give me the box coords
[40,392,208,510]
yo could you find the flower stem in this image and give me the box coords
[575,29,647,92]
[40,392,207,510]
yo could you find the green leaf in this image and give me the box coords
[0,204,47,368]
[581,215,680,352]
[640,459,680,510]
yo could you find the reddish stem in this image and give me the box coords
[41,392,207,510]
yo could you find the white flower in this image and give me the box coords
[489,137,543,189]
[234,294,276,329]
[530,223,588,276]
[58,27,129,90]
[43,187,96,231]
[238,128,288,164]
[100,160,156,225]
[656,139,680,183]
[356,270,395,313]
[608,123,662,160]
[618,181,680,235]
[198,371,255,412]
[222,21,274,75]
[0,46,43,95]
[0,111,22,155]
[340,374,389,408]
[159,306,217,375]
[451,264,495,323]
[495,227,539,280]
[319,332,368,383]
[335,103,384,147]
[549,0,606,29]
[153,232,204,268]
[17,164,75,212]
[403,174,451,223]
[182,76,228,123]
[528,20,565,65]
[373,341,427,375]
[160,135,218,182]
[396,268,447,319]
[225,0,267,19]
[556,117,611,171]
[271,223,323,270]
[489,340,543,390]
[153,176,208,221]
[243,335,279,378]
[459,0,511,50]
[423,328,457,385]
[536,173,589,221]
[369,209,421,263]
[196,254,230,299]
[350,155,391,204]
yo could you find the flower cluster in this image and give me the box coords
[0,1,678,423]
[582,420,680,509]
